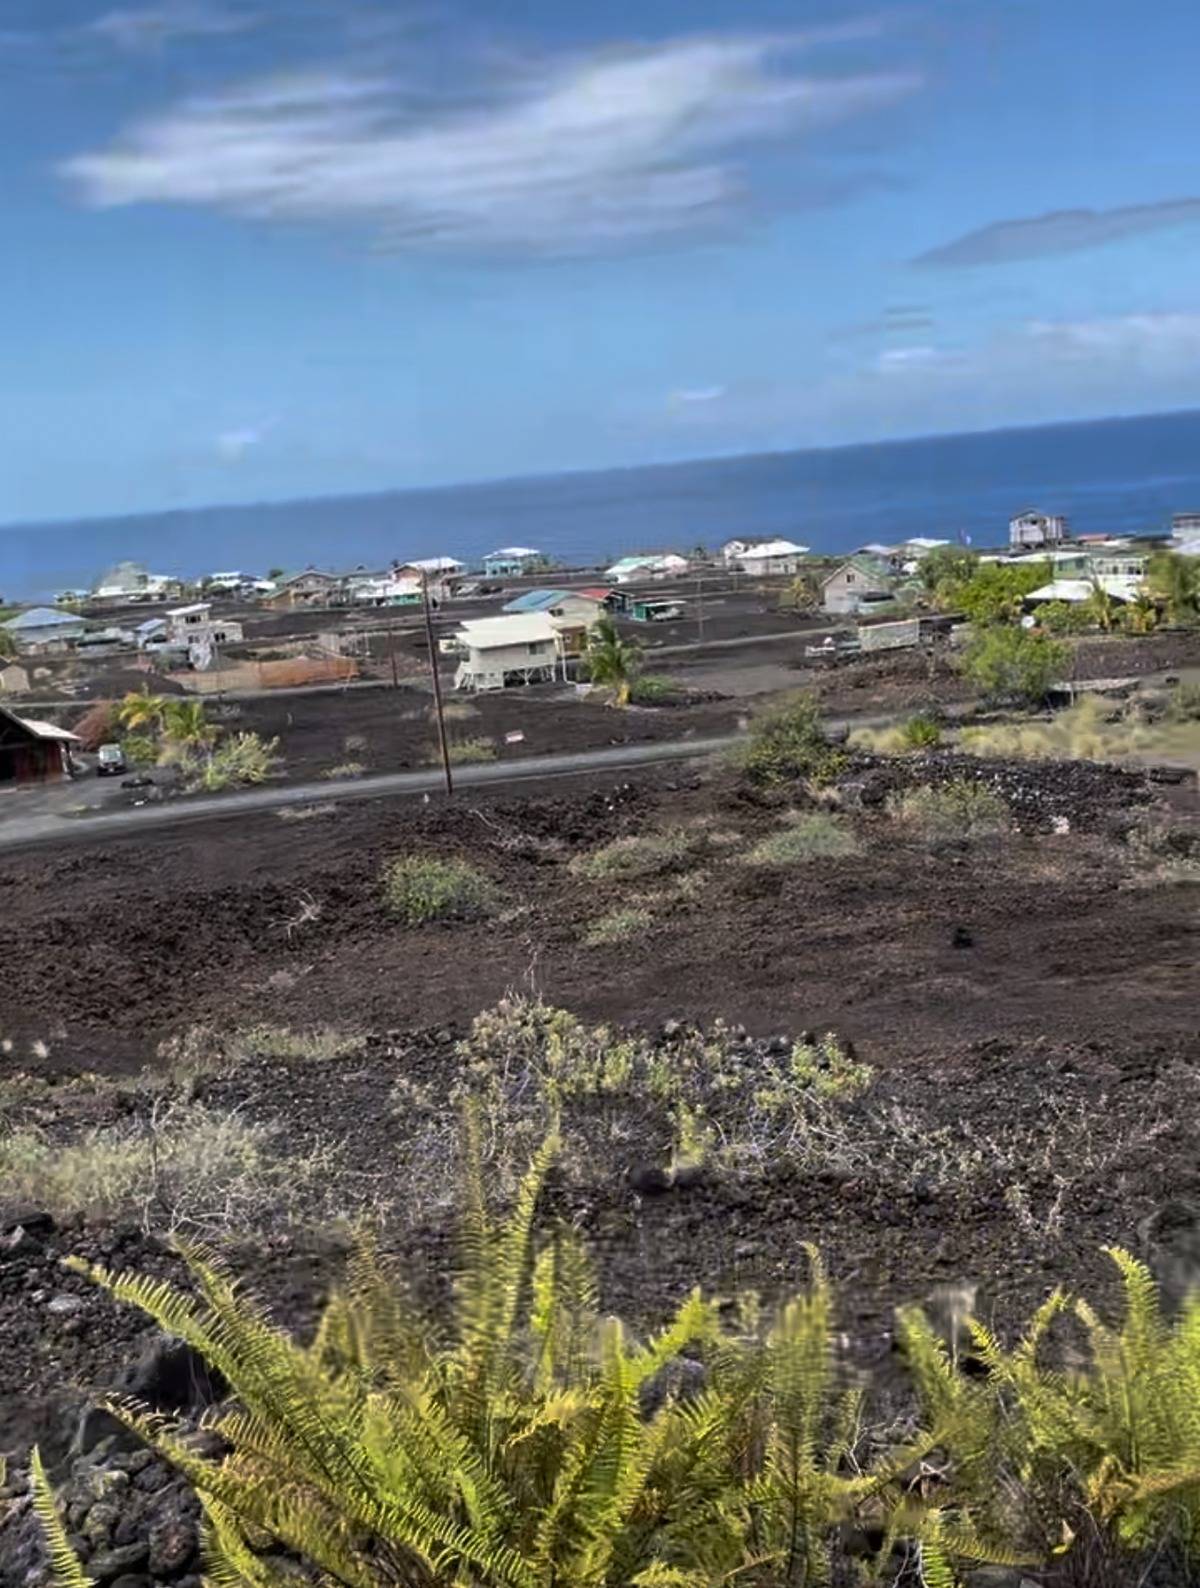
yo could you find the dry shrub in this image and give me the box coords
[319,760,367,780]
[889,780,1010,840]
[743,812,861,867]
[570,827,696,881]
[382,855,501,924]
[582,906,652,946]
[71,700,118,751]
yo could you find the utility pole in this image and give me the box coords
[696,574,705,645]
[423,571,454,796]
[388,611,399,689]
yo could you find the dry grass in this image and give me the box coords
[319,760,367,780]
[0,1100,331,1233]
[889,780,1010,840]
[278,803,336,822]
[437,700,481,723]
[569,827,697,881]
[582,906,653,947]
[236,1025,366,1061]
[742,812,861,867]
[958,696,1200,765]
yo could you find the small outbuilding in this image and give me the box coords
[0,706,79,786]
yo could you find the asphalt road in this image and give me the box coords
[0,733,746,853]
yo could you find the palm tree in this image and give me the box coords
[1122,592,1159,635]
[584,614,641,707]
[116,689,169,734]
[1084,577,1119,634]
[1147,552,1200,627]
[162,698,217,752]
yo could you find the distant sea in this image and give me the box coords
[4,408,1200,601]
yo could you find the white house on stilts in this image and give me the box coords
[452,614,566,692]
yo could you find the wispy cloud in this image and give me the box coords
[215,423,268,460]
[1025,311,1200,362]
[671,385,726,405]
[61,29,921,255]
[87,2,259,52]
[914,198,1200,268]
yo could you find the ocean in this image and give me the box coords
[4,408,1200,600]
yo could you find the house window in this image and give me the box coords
[846,572,855,583]
[528,642,546,655]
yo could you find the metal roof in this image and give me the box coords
[2,606,82,630]
[456,614,559,649]
[486,546,540,559]
[1027,577,1143,604]
[503,589,569,612]
[737,539,809,557]
[0,706,79,742]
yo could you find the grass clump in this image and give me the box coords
[581,905,652,946]
[890,779,1010,839]
[959,695,1200,765]
[446,735,497,764]
[1168,680,1200,722]
[900,710,942,749]
[0,1101,316,1232]
[737,691,845,786]
[570,826,695,880]
[382,854,500,925]
[236,1025,365,1062]
[190,732,280,791]
[319,759,367,780]
[628,673,680,705]
[743,811,861,867]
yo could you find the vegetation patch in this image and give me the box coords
[318,759,367,780]
[957,625,1068,705]
[628,673,681,705]
[743,811,862,867]
[890,779,1010,840]
[382,854,501,925]
[445,735,498,764]
[235,1024,366,1062]
[581,905,653,946]
[736,691,845,785]
[569,826,696,880]
[959,695,1200,765]
[189,732,281,792]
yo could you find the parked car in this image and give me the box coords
[96,743,127,777]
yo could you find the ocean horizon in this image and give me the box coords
[4,407,1200,601]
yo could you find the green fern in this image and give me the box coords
[29,1448,94,1588]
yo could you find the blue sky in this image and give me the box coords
[2,0,1200,524]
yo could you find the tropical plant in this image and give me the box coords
[958,626,1067,705]
[917,544,977,596]
[1083,578,1120,634]
[162,698,218,753]
[189,732,279,791]
[1034,600,1090,636]
[1147,552,1200,627]
[1121,592,1159,635]
[42,1130,1004,1588]
[900,712,942,750]
[780,571,821,612]
[116,689,170,734]
[584,614,642,707]
[738,692,845,787]
[0,626,16,660]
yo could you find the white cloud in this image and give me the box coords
[61,31,920,254]
[87,2,258,51]
[215,424,264,460]
[874,344,961,372]
[671,385,726,404]
[1025,311,1200,363]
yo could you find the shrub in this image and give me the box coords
[569,827,695,880]
[382,854,500,924]
[958,625,1067,705]
[1035,599,1091,636]
[581,905,652,945]
[190,732,280,791]
[319,759,367,780]
[628,673,680,705]
[890,779,1010,839]
[120,732,158,766]
[738,691,845,785]
[939,559,1052,623]
[445,736,497,764]
[1169,681,1200,722]
[900,711,942,749]
[743,811,861,866]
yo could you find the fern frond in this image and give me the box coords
[29,1449,94,1588]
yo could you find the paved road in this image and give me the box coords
[0,733,746,853]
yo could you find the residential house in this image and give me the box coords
[75,626,136,655]
[2,607,87,654]
[1010,511,1068,550]
[346,572,422,606]
[260,570,342,609]
[452,614,564,692]
[165,602,244,648]
[820,557,894,615]
[721,539,755,565]
[736,539,810,577]
[1171,513,1200,547]
[393,558,466,603]
[502,589,606,654]
[483,547,545,578]
[0,705,79,786]
[605,554,689,584]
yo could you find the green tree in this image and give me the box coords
[1035,600,1089,636]
[958,626,1067,705]
[267,567,285,581]
[1147,552,1200,626]
[740,691,845,785]
[918,544,977,596]
[162,698,217,753]
[584,614,642,707]
[940,560,1052,624]
[1121,591,1159,635]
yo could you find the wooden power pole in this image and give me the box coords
[423,572,454,796]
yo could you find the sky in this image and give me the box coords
[2,0,1200,524]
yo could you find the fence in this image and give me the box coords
[170,655,359,694]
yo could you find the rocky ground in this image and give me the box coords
[1,740,1197,1585]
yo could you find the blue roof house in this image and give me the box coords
[2,607,87,653]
